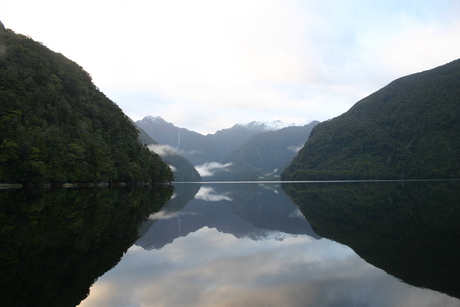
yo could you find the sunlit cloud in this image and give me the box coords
[195,162,232,177]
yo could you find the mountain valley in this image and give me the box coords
[136,117,319,181]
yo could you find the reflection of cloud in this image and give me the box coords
[147,144,178,157]
[289,208,304,218]
[148,210,197,221]
[195,162,232,177]
[79,227,457,307]
[195,186,232,201]
[147,211,179,220]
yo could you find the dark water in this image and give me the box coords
[1,181,459,306]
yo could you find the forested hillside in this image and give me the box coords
[0,22,173,183]
[282,59,460,180]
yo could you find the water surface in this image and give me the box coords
[1,181,458,306]
[77,180,460,307]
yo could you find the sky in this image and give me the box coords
[2,0,460,134]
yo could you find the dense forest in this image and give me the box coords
[0,22,173,183]
[282,59,460,180]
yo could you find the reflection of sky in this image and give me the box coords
[79,227,460,307]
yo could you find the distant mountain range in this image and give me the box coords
[212,122,319,180]
[136,117,319,181]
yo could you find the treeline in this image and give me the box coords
[0,23,173,183]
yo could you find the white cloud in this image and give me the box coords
[195,162,232,177]
[288,145,304,153]
[147,144,178,157]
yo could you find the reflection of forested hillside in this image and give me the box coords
[0,186,172,307]
[283,180,460,299]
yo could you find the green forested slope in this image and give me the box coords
[0,23,173,183]
[282,59,460,180]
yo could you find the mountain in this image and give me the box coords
[147,144,202,182]
[135,116,302,165]
[210,121,319,181]
[135,116,216,165]
[0,22,173,183]
[282,59,460,180]
[135,123,201,182]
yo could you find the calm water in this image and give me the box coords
[1,181,459,306]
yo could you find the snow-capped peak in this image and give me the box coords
[239,120,303,131]
[143,115,164,122]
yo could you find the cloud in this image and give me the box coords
[147,144,178,157]
[288,145,304,153]
[195,162,232,177]
[194,186,232,202]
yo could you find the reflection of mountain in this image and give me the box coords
[0,186,172,307]
[283,180,460,299]
[137,182,201,239]
[136,183,319,250]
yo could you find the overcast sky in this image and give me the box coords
[2,0,460,134]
